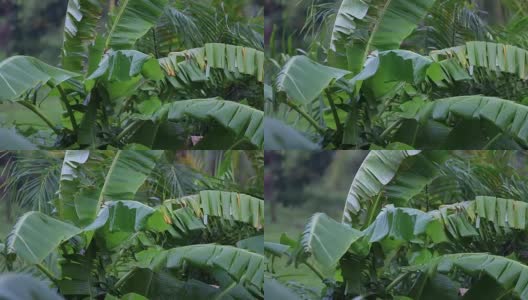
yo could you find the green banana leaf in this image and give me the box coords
[118,268,231,299]
[300,213,363,269]
[264,117,320,150]
[6,212,81,264]
[264,277,303,300]
[62,0,104,72]
[237,235,264,254]
[362,50,432,95]
[164,190,264,229]
[88,50,163,82]
[329,0,369,51]
[361,197,528,249]
[429,41,528,84]
[471,196,528,229]
[164,244,264,295]
[0,128,38,150]
[0,56,80,102]
[154,98,264,148]
[276,55,350,105]
[403,96,528,148]
[98,150,163,203]
[329,0,436,73]
[85,200,169,233]
[105,0,169,50]
[297,197,528,275]
[430,196,528,237]
[363,205,448,244]
[55,150,162,227]
[0,274,63,300]
[409,254,528,299]
[57,150,91,224]
[158,43,265,86]
[343,150,447,226]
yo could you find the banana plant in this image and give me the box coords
[266,150,528,299]
[0,0,264,150]
[3,150,264,299]
[267,0,528,150]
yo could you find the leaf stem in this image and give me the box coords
[364,192,383,229]
[386,272,408,292]
[214,280,237,300]
[36,263,59,287]
[325,90,342,133]
[115,120,142,142]
[56,85,79,132]
[285,99,326,135]
[17,101,61,135]
[484,133,502,149]
[379,119,403,141]
[304,261,326,281]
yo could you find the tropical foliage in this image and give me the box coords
[0,0,263,150]
[266,0,528,149]
[0,150,264,299]
[265,150,528,299]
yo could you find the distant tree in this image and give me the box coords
[0,0,66,62]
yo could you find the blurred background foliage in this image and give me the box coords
[0,0,66,63]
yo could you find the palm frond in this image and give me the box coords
[1,152,62,215]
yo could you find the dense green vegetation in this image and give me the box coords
[0,150,264,299]
[0,0,263,150]
[265,0,528,149]
[265,150,528,299]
